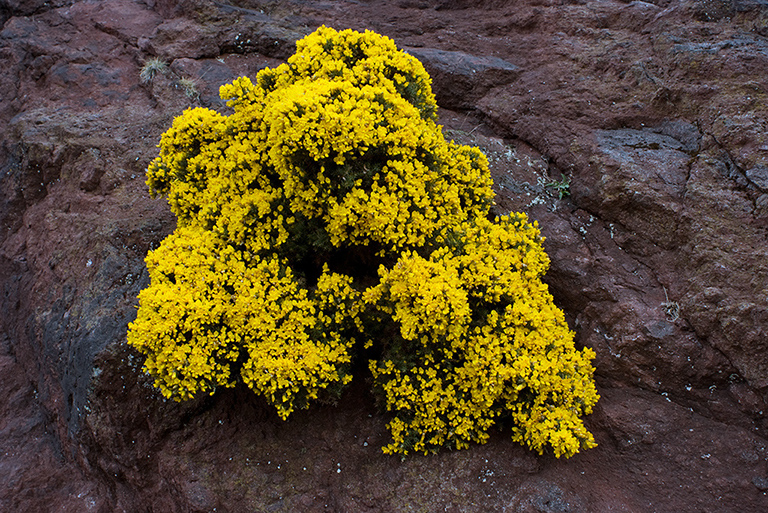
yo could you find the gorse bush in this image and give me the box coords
[128,26,599,458]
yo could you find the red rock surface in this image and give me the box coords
[2,0,768,511]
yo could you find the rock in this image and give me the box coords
[89,0,164,47]
[148,18,221,60]
[0,333,110,512]
[506,479,584,512]
[405,47,520,109]
[586,127,690,251]
[747,165,768,191]
[0,0,72,22]
[753,476,768,492]
[649,119,702,154]
[3,0,768,511]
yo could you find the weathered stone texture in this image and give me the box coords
[2,0,768,510]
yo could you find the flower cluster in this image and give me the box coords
[364,216,598,457]
[128,26,598,458]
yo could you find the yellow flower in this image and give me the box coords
[129,25,598,459]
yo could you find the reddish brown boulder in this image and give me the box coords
[2,0,768,511]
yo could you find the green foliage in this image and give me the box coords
[545,172,571,200]
[128,26,598,458]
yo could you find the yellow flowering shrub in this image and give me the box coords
[365,216,598,457]
[128,25,598,459]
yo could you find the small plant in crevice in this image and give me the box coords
[128,26,599,459]
[177,76,200,100]
[545,172,571,200]
[139,57,169,83]
[139,58,201,103]
[661,287,680,321]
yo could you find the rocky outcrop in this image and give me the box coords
[404,47,520,109]
[2,0,768,511]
